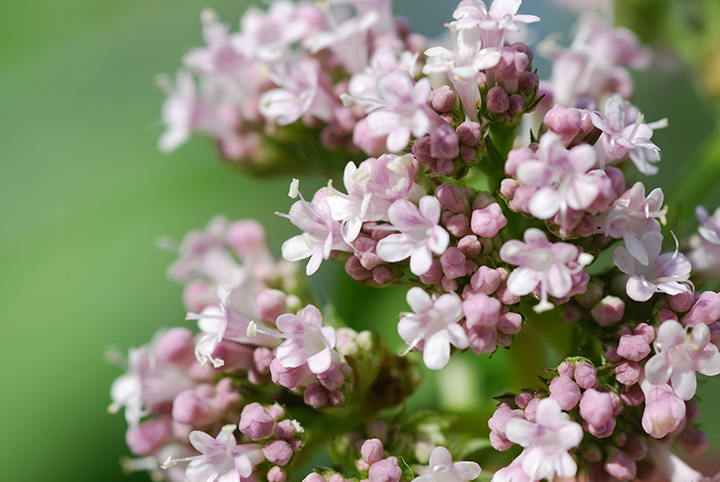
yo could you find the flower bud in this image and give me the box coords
[471,203,507,238]
[487,86,510,113]
[435,183,470,214]
[580,389,614,428]
[616,334,650,361]
[361,439,385,465]
[457,121,483,147]
[239,403,275,440]
[575,362,598,389]
[615,360,641,386]
[441,247,468,279]
[126,418,173,456]
[263,439,293,466]
[368,457,402,482]
[255,289,288,324]
[303,384,328,408]
[604,451,636,480]
[429,85,457,112]
[682,291,720,325]
[549,375,581,410]
[677,425,708,456]
[226,220,266,259]
[445,213,470,238]
[430,124,460,159]
[268,467,287,482]
[591,296,625,326]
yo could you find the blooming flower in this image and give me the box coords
[500,228,592,312]
[412,446,481,482]
[162,425,265,482]
[644,320,720,400]
[398,287,466,370]
[601,182,667,265]
[613,231,692,302]
[361,70,444,152]
[376,196,450,276]
[504,398,583,481]
[451,0,540,49]
[279,181,353,275]
[591,94,667,175]
[514,133,600,221]
[275,304,339,375]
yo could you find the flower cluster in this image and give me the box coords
[111,1,720,482]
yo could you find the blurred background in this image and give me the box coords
[1,0,718,480]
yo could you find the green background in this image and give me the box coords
[0,1,718,480]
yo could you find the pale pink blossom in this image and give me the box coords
[613,231,692,302]
[376,196,450,276]
[514,133,599,221]
[500,228,592,312]
[308,10,378,74]
[601,182,667,265]
[360,70,444,152]
[233,2,309,62]
[259,59,336,125]
[647,439,720,482]
[592,94,668,175]
[162,425,264,481]
[644,320,720,400]
[280,182,353,275]
[398,287,466,370]
[640,378,686,438]
[451,0,540,49]
[423,27,501,121]
[274,304,339,375]
[412,446,481,482]
[504,398,583,481]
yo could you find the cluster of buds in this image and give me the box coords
[111,1,720,482]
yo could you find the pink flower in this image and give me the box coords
[363,70,444,152]
[613,231,692,302]
[647,439,720,482]
[259,59,336,126]
[601,182,667,265]
[451,0,540,49]
[504,398,583,480]
[233,2,308,62]
[376,196,450,276]
[514,133,599,221]
[500,228,592,312]
[275,305,339,375]
[398,287,466,370]
[640,379,686,438]
[162,425,264,481]
[412,446,481,482]
[280,182,352,275]
[697,205,720,245]
[592,94,667,175]
[423,27,501,121]
[644,320,720,400]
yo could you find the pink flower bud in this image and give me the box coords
[604,451,636,480]
[677,425,708,456]
[411,134,433,163]
[126,418,173,456]
[253,347,274,374]
[632,322,655,343]
[471,203,507,238]
[317,363,345,391]
[440,247,468,279]
[255,289,288,324]
[303,384,329,408]
[681,291,720,325]
[642,384,685,438]
[487,86,510,113]
[182,280,217,313]
[274,420,296,440]
[549,375,581,410]
[418,259,444,286]
[497,312,522,335]
[264,439,293,466]
[429,85,457,113]
[467,324,497,354]
[462,293,501,327]
[172,387,214,426]
[575,362,598,389]
[519,71,539,94]
[587,417,616,438]
[239,403,275,440]
[372,266,393,285]
[620,384,644,407]
[488,403,522,451]
[346,256,371,281]
[435,183,470,214]
[155,327,196,367]
[580,389,614,428]
[669,291,695,313]
[268,467,287,482]
[354,119,387,156]
[575,282,603,309]
[615,361,641,386]
[430,124,460,159]
[445,213,470,238]
[226,220,266,259]
[368,457,402,482]
[508,94,524,116]
[458,235,482,260]
[361,439,385,464]
[544,105,582,146]
[591,296,625,326]
[523,397,540,422]
[616,334,651,361]
[500,178,519,199]
[558,361,575,378]
[515,392,533,409]
[303,474,326,482]
[623,436,647,460]
[496,283,521,305]
[457,121,483,147]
